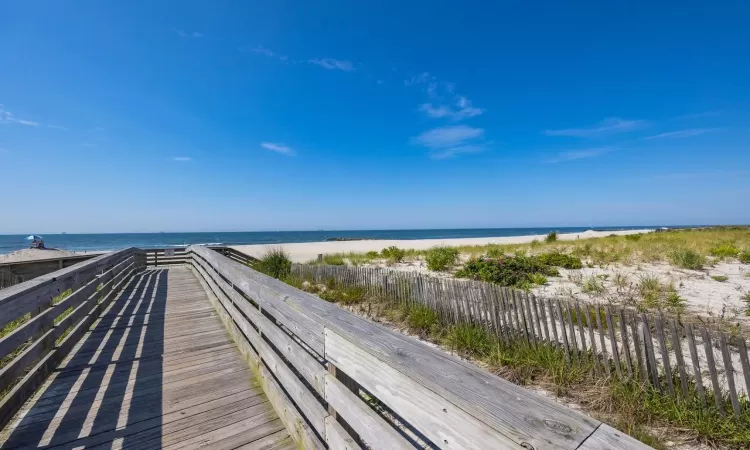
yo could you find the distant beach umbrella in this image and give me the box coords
[26,235,43,240]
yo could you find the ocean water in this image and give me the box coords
[0,226,665,255]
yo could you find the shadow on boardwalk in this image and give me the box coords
[2,269,167,449]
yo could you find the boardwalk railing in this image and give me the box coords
[187,245,649,449]
[0,253,105,289]
[0,248,145,429]
[291,264,750,418]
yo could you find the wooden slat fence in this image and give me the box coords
[291,264,750,417]
[187,245,650,449]
[0,248,145,429]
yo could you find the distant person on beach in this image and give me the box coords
[29,236,45,249]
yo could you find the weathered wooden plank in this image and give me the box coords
[719,332,742,416]
[685,323,706,406]
[324,373,412,449]
[605,306,622,379]
[0,267,135,431]
[324,416,358,450]
[547,297,559,345]
[194,254,326,395]
[630,311,646,382]
[596,306,610,376]
[641,314,660,389]
[0,248,136,329]
[654,315,673,395]
[669,319,690,398]
[700,327,725,414]
[584,305,600,375]
[618,308,633,378]
[535,294,550,343]
[737,337,750,404]
[190,247,325,354]
[575,302,587,360]
[325,328,598,449]
[0,257,133,360]
[556,299,571,361]
[578,423,654,450]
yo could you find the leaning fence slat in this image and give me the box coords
[640,314,660,390]
[575,303,588,362]
[531,294,543,343]
[719,333,741,417]
[685,323,707,406]
[630,312,646,382]
[564,302,578,360]
[605,306,622,380]
[701,327,725,415]
[738,337,750,405]
[547,298,559,346]
[654,314,674,396]
[524,292,537,346]
[618,308,633,379]
[596,306,610,376]
[536,294,550,343]
[584,306,600,376]
[556,299,570,361]
[669,319,689,399]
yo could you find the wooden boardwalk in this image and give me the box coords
[0,267,293,450]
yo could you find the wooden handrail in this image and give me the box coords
[187,245,651,450]
[0,248,145,429]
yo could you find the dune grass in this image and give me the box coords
[306,227,750,271]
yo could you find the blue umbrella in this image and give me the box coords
[26,235,43,240]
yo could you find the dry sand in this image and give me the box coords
[232,229,653,262]
[0,248,103,264]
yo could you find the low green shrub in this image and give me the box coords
[321,254,346,265]
[545,231,558,243]
[711,275,729,282]
[425,247,459,271]
[528,273,548,286]
[709,243,740,258]
[407,305,438,333]
[365,251,380,259]
[739,251,750,264]
[536,252,583,269]
[455,255,558,287]
[444,324,491,357]
[381,246,405,263]
[669,248,705,270]
[256,247,292,279]
[624,233,643,241]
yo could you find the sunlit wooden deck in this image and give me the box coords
[0,267,292,450]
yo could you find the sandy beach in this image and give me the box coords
[232,229,653,262]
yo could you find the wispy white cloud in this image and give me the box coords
[261,142,295,156]
[404,72,432,86]
[247,45,289,62]
[0,105,39,126]
[411,125,486,159]
[420,96,483,121]
[172,156,192,162]
[47,124,68,131]
[544,147,613,163]
[644,128,718,140]
[544,118,645,137]
[308,58,354,71]
[173,28,202,38]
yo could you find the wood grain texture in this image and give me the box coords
[578,424,654,450]
[324,373,411,449]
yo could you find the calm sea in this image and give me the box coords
[0,227,666,255]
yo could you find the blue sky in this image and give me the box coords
[1,1,749,233]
